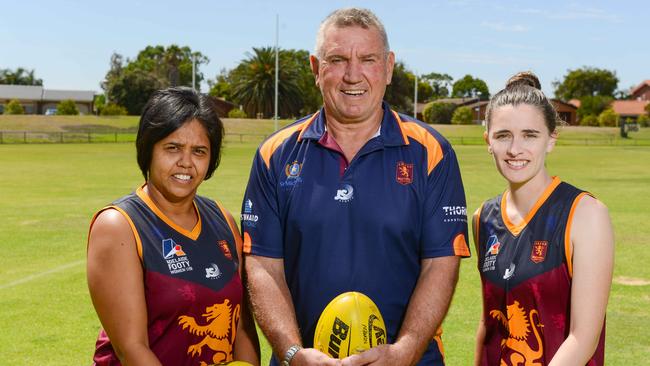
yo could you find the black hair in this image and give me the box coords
[136,87,224,181]
[486,71,562,133]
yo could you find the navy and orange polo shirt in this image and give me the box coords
[242,102,470,365]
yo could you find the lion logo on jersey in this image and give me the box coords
[178,299,240,365]
[489,300,544,366]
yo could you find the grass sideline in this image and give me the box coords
[0,141,649,364]
[1,114,649,145]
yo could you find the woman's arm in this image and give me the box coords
[549,196,614,365]
[472,211,486,366]
[87,209,162,366]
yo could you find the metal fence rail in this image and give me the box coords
[1,131,649,146]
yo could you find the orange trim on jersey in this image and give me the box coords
[215,200,243,256]
[243,232,252,254]
[135,185,202,241]
[88,206,143,261]
[564,192,592,278]
[391,110,410,145]
[501,176,561,236]
[472,204,484,253]
[260,113,319,169]
[433,326,445,359]
[395,113,444,175]
[453,233,471,257]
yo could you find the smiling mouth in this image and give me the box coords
[173,174,192,181]
[341,89,366,96]
[505,160,528,169]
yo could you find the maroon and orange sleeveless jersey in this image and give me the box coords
[474,177,605,365]
[91,185,243,366]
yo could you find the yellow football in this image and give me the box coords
[313,291,387,358]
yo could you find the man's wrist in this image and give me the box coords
[281,344,303,366]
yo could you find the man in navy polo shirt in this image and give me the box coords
[242,7,470,366]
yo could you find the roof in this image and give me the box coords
[42,89,95,102]
[631,80,650,95]
[431,97,479,106]
[551,99,578,110]
[568,99,581,108]
[610,100,650,116]
[0,85,43,100]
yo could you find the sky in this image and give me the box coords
[2,0,647,98]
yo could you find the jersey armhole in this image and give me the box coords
[88,206,144,262]
[564,192,593,278]
[472,204,484,254]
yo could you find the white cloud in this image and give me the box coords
[481,21,529,32]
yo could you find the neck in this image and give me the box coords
[324,108,383,162]
[144,183,197,220]
[506,171,553,216]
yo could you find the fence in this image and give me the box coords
[1,131,649,146]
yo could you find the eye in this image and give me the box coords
[362,57,376,64]
[193,147,208,156]
[524,133,538,139]
[329,57,344,64]
[165,145,179,152]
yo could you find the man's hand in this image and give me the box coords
[291,348,342,366]
[340,343,415,366]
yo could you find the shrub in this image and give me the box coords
[637,114,650,127]
[228,108,247,118]
[422,102,457,124]
[598,108,619,127]
[56,100,79,115]
[100,103,128,116]
[5,99,25,114]
[451,106,474,125]
[579,115,599,126]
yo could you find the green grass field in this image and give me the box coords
[1,133,649,364]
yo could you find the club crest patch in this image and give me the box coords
[531,240,548,263]
[396,161,413,185]
[217,240,232,260]
[285,161,302,178]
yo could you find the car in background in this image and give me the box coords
[44,108,57,115]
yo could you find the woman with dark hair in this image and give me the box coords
[473,72,613,365]
[87,87,260,365]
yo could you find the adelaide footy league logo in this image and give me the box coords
[162,238,193,274]
[396,161,413,185]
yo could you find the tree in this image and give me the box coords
[451,106,474,125]
[579,115,599,126]
[102,45,208,115]
[56,100,79,115]
[417,81,433,103]
[637,114,650,128]
[452,75,490,99]
[576,95,613,120]
[0,68,43,85]
[553,67,618,100]
[230,47,303,118]
[208,68,233,101]
[384,61,415,113]
[645,103,650,116]
[598,108,619,127]
[284,49,321,115]
[421,72,453,100]
[5,99,24,114]
[228,108,247,118]
[422,102,457,124]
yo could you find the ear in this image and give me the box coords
[547,130,558,153]
[385,51,395,85]
[310,55,320,86]
[483,131,492,154]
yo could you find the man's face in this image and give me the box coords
[311,25,395,124]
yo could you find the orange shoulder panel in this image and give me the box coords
[259,113,319,169]
[393,112,444,175]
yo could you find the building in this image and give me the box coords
[551,99,578,125]
[610,100,650,122]
[631,80,650,101]
[0,85,95,114]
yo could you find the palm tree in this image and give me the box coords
[0,68,43,85]
[230,47,303,118]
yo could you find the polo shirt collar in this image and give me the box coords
[299,102,408,146]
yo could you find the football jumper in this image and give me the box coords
[92,186,243,366]
[242,103,470,365]
[475,177,605,365]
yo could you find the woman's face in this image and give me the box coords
[148,119,211,203]
[486,104,556,186]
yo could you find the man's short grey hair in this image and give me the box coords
[314,8,390,59]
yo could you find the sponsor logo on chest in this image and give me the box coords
[531,240,548,263]
[280,161,304,188]
[442,205,468,223]
[241,199,259,227]
[334,184,354,203]
[162,238,193,274]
